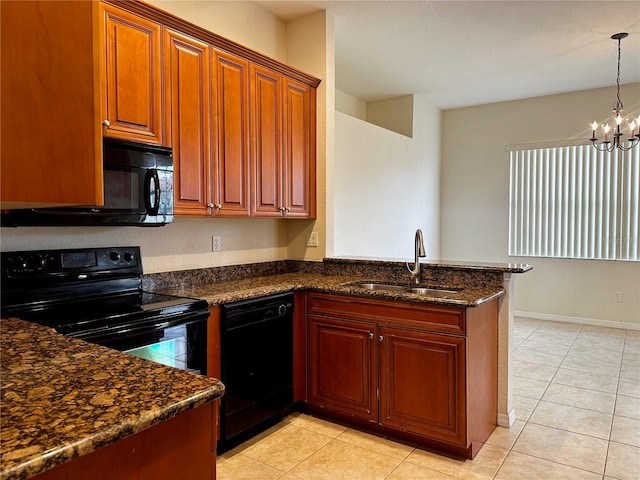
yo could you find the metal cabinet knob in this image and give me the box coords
[102,119,110,127]
[378,335,383,342]
[215,204,222,210]
[207,203,214,209]
[369,331,374,339]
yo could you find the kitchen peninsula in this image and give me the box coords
[0,318,225,480]
[149,257,531,454]
[1,257,530,478]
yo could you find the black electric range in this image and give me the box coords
[1,246,210,374]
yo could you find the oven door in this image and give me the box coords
[76,311,209,376]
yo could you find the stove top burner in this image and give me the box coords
[1,246,207,339]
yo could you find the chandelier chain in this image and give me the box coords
[614,36,623,111]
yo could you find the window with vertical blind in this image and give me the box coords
[508,144,639,261]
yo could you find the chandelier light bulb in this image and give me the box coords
[588,32,639,152]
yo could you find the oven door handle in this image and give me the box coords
[71,310,209,343]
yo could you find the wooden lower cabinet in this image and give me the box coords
[307,315,377,422]
[379,326,466,445]
[32,402,219,480]
[306,293,497,459]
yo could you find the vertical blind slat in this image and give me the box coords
[509,144,639,261]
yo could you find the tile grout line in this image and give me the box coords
[601,327,631,479]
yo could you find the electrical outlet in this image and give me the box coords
[307,231,319,247]
[212,236,221,252]
[615,292,623,303]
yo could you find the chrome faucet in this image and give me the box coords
[406,229,426,285]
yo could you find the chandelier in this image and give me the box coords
[590,32,639,152]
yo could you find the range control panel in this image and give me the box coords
[2,246,141,278]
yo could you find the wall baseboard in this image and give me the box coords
[514,310,640,331]
[497,410,516,428]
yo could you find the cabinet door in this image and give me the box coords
[282,78,316,218]
[211,49,250,217]
[165,29,212,216]
[251,65,283,218]
[307,315,377,422]
[379,326,467,446]
[1,0,102,208]
[101,4,164,145]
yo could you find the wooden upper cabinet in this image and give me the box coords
[250,71,317,219]
[211,49,251,217]
[283,78,316,218]
[251,65,284,218]
[165,29,212,216]
[101,3,164,145]
[0,1,103,209]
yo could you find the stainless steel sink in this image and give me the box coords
[407,287,459,296]
[351,282,460,296]
[355,283,409,292]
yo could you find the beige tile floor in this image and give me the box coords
[218,318,640,480]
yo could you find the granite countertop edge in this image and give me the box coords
[158,273,506,308]
[0,318,225,480]
[3,391,217,480]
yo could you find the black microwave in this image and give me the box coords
[2,140,174,227]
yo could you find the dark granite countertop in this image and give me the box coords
[0,318,225,480]
[158,272,505,307]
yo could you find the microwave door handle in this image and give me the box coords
[144,170,161,215]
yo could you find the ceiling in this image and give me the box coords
[255,0,640,109]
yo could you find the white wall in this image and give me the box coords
[148,0,287,58]
[336,89,366,120]
[367,95,414,138]
[441,83,640,327]
[284,10,334,262]
[333,93,441,260]
[0,218,288,273]
[0,1,331,273]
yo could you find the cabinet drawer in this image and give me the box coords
[307,293,466,335]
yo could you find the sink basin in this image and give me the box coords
[407,287,459,296]
[351,283,461,297]
[355,283,408,292]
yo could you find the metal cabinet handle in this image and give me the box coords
[102,119,110,127]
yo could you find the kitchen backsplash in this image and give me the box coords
[143,258,513,291]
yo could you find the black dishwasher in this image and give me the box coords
[219,292,294,451]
